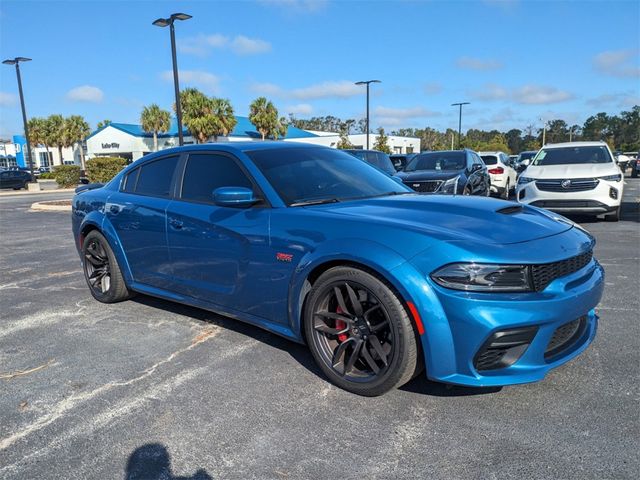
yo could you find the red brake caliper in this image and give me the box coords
[336,306,348,342]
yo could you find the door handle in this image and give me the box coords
[169,218,184,230]
[109,204,121,214]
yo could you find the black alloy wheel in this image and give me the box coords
[82,230,132,303]
[305,267,420,396]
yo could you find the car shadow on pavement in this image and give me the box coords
[130,295,326,380]
[132,295,505,398]
[400,375,502,397]
[125,443,212,479]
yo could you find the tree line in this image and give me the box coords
[138,89,288,151]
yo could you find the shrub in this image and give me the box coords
[86,157,128,183]
[51,165,81,188]
[38,172,55,179]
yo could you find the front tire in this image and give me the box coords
[304,267,420,396]
[82,230,132,303]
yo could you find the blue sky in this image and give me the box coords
[1,0,639,138]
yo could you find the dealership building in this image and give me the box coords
[6,116,420,169]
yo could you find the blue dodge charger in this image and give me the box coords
[72,143,603,396]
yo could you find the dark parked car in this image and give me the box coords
[0,169,32,189]
[394,149,490,195]
[344,149,396,175]
[630,156,640,178]
[389,153,416,171]
[72,143,603,396]
[515,150,538,174]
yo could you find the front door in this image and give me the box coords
[166,152,276,321]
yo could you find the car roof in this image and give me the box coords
[478,151,505,155]
[542,141,608,149]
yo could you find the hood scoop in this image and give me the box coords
[496,205,524,215]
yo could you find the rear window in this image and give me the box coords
[480,155,498,165]
[134,156,178,197]
[533,146,613,166]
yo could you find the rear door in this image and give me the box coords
[105,154,181,290]
[165,151,275,320]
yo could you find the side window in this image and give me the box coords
[181,153,254,204]
[135,156,178,197]
[122,168,139,193]
[467,153,474,169]
[473,153,483,166]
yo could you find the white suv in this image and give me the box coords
[478,151,518,199]
[516,141,623,221]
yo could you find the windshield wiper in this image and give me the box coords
[290,198,341,207]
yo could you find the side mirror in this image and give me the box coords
[471,163,483,172]
[212,186,259,207]
[521,159,530,166]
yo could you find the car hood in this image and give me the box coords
[524,163,618,179]
[396,170,462,181]
[314,195,573,246]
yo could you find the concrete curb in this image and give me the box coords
[30,201,72,212]
[0,188,76,197]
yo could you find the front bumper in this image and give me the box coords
[394,244,604,387]
[516,179,622,214]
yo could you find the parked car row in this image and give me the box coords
[0,168,33,190]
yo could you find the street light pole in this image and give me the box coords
[451,102,470,149]
[153,13,192,147]
[2,57,35,180]
[355,80,381,150]
[539,118,547,146]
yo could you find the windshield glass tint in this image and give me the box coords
[533,146,612,166]
[519,152,536,161]
[405,152,465,171]
[247,147,410,205]
[480,155,498,165]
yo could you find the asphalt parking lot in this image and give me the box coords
[0,180,638,479]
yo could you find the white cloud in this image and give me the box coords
[284,103,313,115]
[593,49,640,78]
[231,35,272,55]
[586,92,640,109]
[66,85,104,103]
[470,83,573,105]
[161,70,221,94]
[513,85,573,104]
[291,81,362,100]
[470,83,509,101]
[0,91,16,107]
[179,34,271,56]
[456,56,503,71]
[250,82,284,96]
[375,106,440,119]
[423,82,443,95]
[258,0,327,13]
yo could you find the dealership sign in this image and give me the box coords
[101,143,120,149]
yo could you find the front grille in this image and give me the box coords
[475,349,508,371]
[531,250,593,292]
[545,316,587,359]
[535,178,599,192]
[404,180,442,193]
[530,200,607,209]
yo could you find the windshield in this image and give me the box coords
[480,155,498,165]
[532,146,613,166]
[247,147,411,205]
[346,150,395,175]
[405,152,465,172]
[518,152,536,162]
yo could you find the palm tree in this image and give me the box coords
[47,114,65,166]
[140,104,171,152]
[64,115,91,169]
[178,88,217,143]
[27,117,52,168]
[249,97,277,140]
[96,119,111,129]
[210,98,237,140]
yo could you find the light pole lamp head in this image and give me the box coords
[355,80,381,86]
[171,13,192,21]
[3,57,31,66]
[152,17,170,27]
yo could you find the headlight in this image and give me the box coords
[518,176,535,185]
[599,174,622,182]
[438,175,460,194]
[431,263,533,292]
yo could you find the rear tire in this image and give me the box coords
[501,180,510,200]
[604,206,620,222]
[82,230,132,303]
[304,267,420,396]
